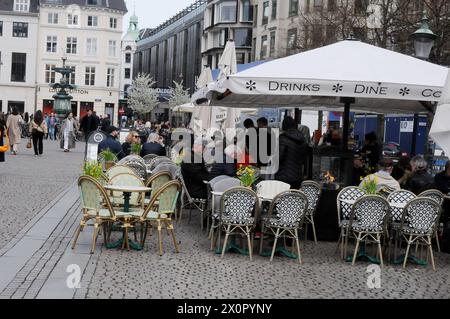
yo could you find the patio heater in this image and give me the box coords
[51,57,75,123]
[410,12,437,155]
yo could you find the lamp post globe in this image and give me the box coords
[412,12,438,61]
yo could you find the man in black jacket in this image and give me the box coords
[405,155,435,195]
[275,116,307,189]
[80,109,100,140]
[98,126,124,160]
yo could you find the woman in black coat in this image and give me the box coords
[275,116,307,189]
[181,139,209,199]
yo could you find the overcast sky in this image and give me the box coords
[123,0,195,33]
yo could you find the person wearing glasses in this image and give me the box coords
[122,130,141,157]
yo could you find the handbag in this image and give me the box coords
[26,139,32,149]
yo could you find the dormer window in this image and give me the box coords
[14,0,30,12]
[87,0,101,5]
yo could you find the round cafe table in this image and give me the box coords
[104,185,151,212]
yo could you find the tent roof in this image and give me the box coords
[200,40,448,114]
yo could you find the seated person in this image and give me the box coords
[404,155,435,195]
[352,153,367,186]
[360,158,401,193]
[435,160,450,195]
[98,126,124,160]
[209,143,237,180]
[121,130,140,157]
[141,133,166,157]
[181,137,209,200]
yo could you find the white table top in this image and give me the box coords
[104,185,152,193]
[341,199,406,209]
[211,191,272,202]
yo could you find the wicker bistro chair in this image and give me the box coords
[217,187,260,261]
[259,191,309,263]
[140,171,172,206]
[143,154,158,164]
[387,190,417,260]
[127,162,148,181]
[419,190,445,252]
[399,197,442,270]
[205,176,238,232]
[346,195,390,267]
[132,181,182,256]
[209,178,242,249]
[153,163,180,180]
[336,186,367,259]
[256,181,291,201]
[106,165,136,180]
[177,172,208,228]
[300,181,322,244]
[73,176,137,253]
[148,156,173,171]
[118,155,145,166]
[109,173,145,208]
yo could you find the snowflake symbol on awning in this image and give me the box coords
[332,84,343,93]
[399,87,410,96]
[246,80,256,91]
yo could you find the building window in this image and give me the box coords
[86,38,97,55]
[67,66,76,85]
[66,37,77,54]
[269,31,276,57]
[48,13,59,24]
[11,53,26,82]
[110,17,117,29]
[235,28,252,47]
[87,0,101,5]
[46,36,57,53]
[14,0,29,12]
[253,5,258,27]
[68,14,78,26]
[85,67,96,86]
[124,68,131,79]
[236,53,245,64]
[13,22,28,37]
[125,53,131,63]
[87,16,98,27]
[355,0,369,14]
[215,0,237,23]
[106,68,115,87]
[327,0,336,11]
[0,21,3,36]
[271,0,277,20]
[312,24,323,46]
[289,0,299,16]
[241,0,253,22]
[219,28,229,47]
[262,1,269,25]
[287,28,297,53]
[108,40,117,57]
[260,35,268,60]
[45,64,56,83]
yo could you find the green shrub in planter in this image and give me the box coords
[83,161,103,180]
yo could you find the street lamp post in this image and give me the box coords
[410,11,437,156]
[51,57,75,123]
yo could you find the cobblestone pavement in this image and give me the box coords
[0,140,84,250]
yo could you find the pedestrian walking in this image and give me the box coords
[80,109,99,141]
[48,113,57,140]
[6,107,23,155]
[0,113,8,162]
[29,111,48,157]
[60,112,78,152]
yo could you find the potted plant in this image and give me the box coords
[83,161,103,181]
[360,175,378,194]
[130,143,142,156]
[237,165,259,189]
[100,149,116,170]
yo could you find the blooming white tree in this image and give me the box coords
[168,80,190,107]
[127,73,159,117]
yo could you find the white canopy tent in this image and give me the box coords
[430,69,450,156]
[195,40,448,115]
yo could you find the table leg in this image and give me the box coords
[123,192,131,213]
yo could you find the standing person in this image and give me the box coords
[24,112,29,124]
[29,111,48,157]
[48,113,57,140]
[44,114,50,140]
[256,117,275,168]
[80,109,99,140]
[6,107,23,155]
[0,113,8,162]
[361,132,381,172]
[60,112,78,152]
[275,116,307,189]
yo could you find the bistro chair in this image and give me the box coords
[205,176,236,232]
[255,180,291,201]
[153,163,180,180]
[259,191,308,264]
[109,173,145,208]
[300,181,322,244]
[132,181,182,256]
[347,195,390,267]
[217,187,259,261]
[127,162,148,181]
[106,165,136,180]
[419,190,445,252]
[118,155,145,166]
[209,178,241,250]
[399,197,442,271]
[336,186,367,259]
[73,176,136,254]
[143,154,158,165]
[140,171,172,206]
[177,172,208,228]
[387,190,416,260]
[148,156,173,171]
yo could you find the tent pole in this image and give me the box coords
[340,97,355,151]
[411,113,419,156]
[295,109,302,125]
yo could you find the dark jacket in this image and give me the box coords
[98,135,124,160]
[181,160,209,199]
[435,172,450,195]
[141,142,165,157]
[405,170,435,195]
[209,154,236,180]
[80,115,99,136]
[257,127,275,167]
[362,142,381,171]
[122,142,132,157]
[0,124,6,163]
[275,129,306,186]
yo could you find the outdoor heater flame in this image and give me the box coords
[324,171,335,184]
